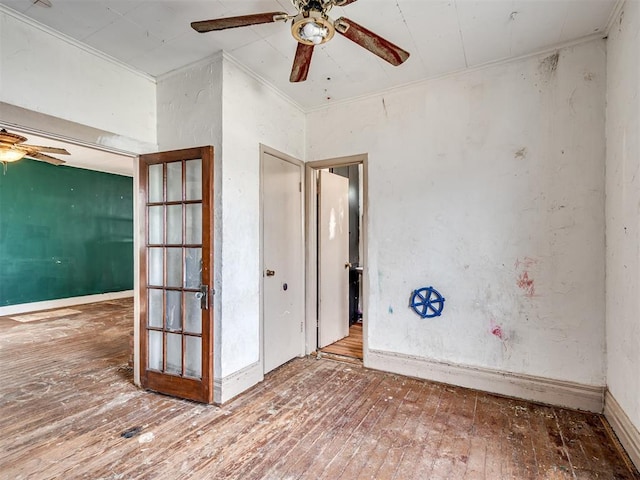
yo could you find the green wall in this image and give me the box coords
[0,159,133,306]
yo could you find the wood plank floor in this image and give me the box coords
[320,323,363,359]
[0,299,638,480]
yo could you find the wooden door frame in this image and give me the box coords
[138,146,214,403]
[305,154,368,360]
[259,144,306,374]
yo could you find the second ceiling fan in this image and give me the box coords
[191,0,410,83]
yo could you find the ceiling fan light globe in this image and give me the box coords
[0,147,27,162]
[291,13,335,45]
[302,21,320,38]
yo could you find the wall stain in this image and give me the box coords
[491,324,504,340]
[514,147,527,159]
[514,256,538,270]
[539,52,559,79]
[517,272,535,297]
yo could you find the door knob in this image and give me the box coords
[265,269,275,277]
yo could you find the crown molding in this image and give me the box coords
[604,0,626,36]
[221,52,306,114]
[305,32,606,113]
[155,50,225,82]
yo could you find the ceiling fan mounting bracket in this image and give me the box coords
[292,0,334,15]
[334,19,350,34]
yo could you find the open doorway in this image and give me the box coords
[305,155,367,361]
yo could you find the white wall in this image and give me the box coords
[156,55,305,399]
[156,54,224,387]
[606,0,640,431]
[307,40,606,387]
[0,8,156,146]
[220,58,305,378]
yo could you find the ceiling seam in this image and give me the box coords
[453,0,469,68]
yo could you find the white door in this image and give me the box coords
[318,170,350,348]
[262,152,304,373]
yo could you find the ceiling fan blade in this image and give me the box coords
[335,0,359,6]
[335,17,410,66]
[20,144,70,155]
[191,12,288,33]
[29,152,66,165]
[290,43,314,83]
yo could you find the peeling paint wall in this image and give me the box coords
[0,10,156,146]
[220,59,305,378]
[306,40,606,386]
[606,0,640,431]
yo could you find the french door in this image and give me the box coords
[139,146,214,403]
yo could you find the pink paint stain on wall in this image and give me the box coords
[491,325,504,340]
[514,256,538,270]
[517,271,535,297]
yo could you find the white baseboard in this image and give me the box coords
[604,390,640,471]
[366,349,604,413]
[0,290,134,317]
[214,361,263,404]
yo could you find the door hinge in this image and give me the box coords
[299,182,302,193]
[300,321,303,333]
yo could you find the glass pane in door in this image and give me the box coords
[166,162,182,202]
[148,330,163,371]
[166,205,182,244]
[166,248,182,288]
[185,204,202,244]
[165,290,182,331]
[184,292,202,334]
[148,289,163,328]
[166,333,182,375]
[148,248,163,286]
[185,159,202,200]
[148,206,163,244]
[185,336,202,378]
[148,164,163,203]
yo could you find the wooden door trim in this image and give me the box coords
[138,146,214,404]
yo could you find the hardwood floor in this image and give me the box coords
[320,323,363,359]
[0,299,637,480]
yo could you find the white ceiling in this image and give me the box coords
[1,0,618,109]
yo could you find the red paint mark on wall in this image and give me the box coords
[491,325,504,340]
[517,271,535,297]
[514,257,538,270]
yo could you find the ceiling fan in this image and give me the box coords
[191,0,410,82]
[0,129,70,165]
